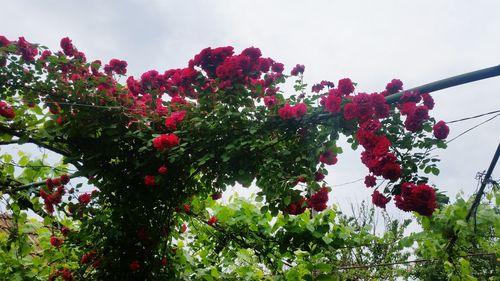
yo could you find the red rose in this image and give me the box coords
[144,175,156,186]
[385,79,403,94]
[322,94,341,113]
[16,37,38,61]
[319,150,338,165]
[78,193,92,205]
[208,216,218,225]
[164,110,186,130]
[60,37,75,56]
[343,103,357,120]
[307,187,329,212]
[338,78,355,96]
[0,36,12,47]
[314,172,325,181]
[153,134,179,151]
[60,174,70,185]
[181,223,187,233]
[371,190,391,208]
[278,103,295,119]
[421,93,434,109]
[364,175,377,188]
[129,260,140,271]
[60,268,74,281]
[104,59,128,75]
[263,95,277,107]
[183,204,191,213]
[50,236,64,248]
[433,121,449,140]
[292,103,307,118]
[290,64,305,76]
[158,166,168,174]
[211,193,222,200]
[81,250,97,264]
[271,62,284,73]
[381,162,401,181]
[287,197,307,215]
[241,47,262,60]
[0,101,15,119]
[60,226,70,237]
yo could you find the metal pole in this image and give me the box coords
[385,64,500,104]
[466,142,500,222]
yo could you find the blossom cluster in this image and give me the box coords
[395,182,437,216]
[40,174,70,213]
[287,187,330,215]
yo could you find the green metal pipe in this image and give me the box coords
[385,64,500,104]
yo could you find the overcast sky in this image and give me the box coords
[2,0,499,219]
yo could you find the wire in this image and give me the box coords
[445,113,500,145]
[331,178,364,187]
[446,109,500,124]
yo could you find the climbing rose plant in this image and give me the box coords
[0,36,450,279]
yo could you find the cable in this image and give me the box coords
[331,178,363,187]
[445,113,500,145]
[447,109,500,124]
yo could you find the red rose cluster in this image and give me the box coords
[371,190,391,208]
[398,91,435,132]
[357,119,401,182]
[81,250,98,265]
[0,100,15,119]
[278,103,308,119]
[152,134,179,151]
[48,267,74,281]
[290,64,305,76]
[104,59,128,75]
[287,187,330,215]
[311,80,335,93]
[308,187,329,211]
[50,235,64,248]
[164,110,186,130]
[395,182,437,216]
[287,197,307,215]
[319,149,338,165]
[40,175,71,213]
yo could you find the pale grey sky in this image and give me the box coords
[2,0,499,217]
